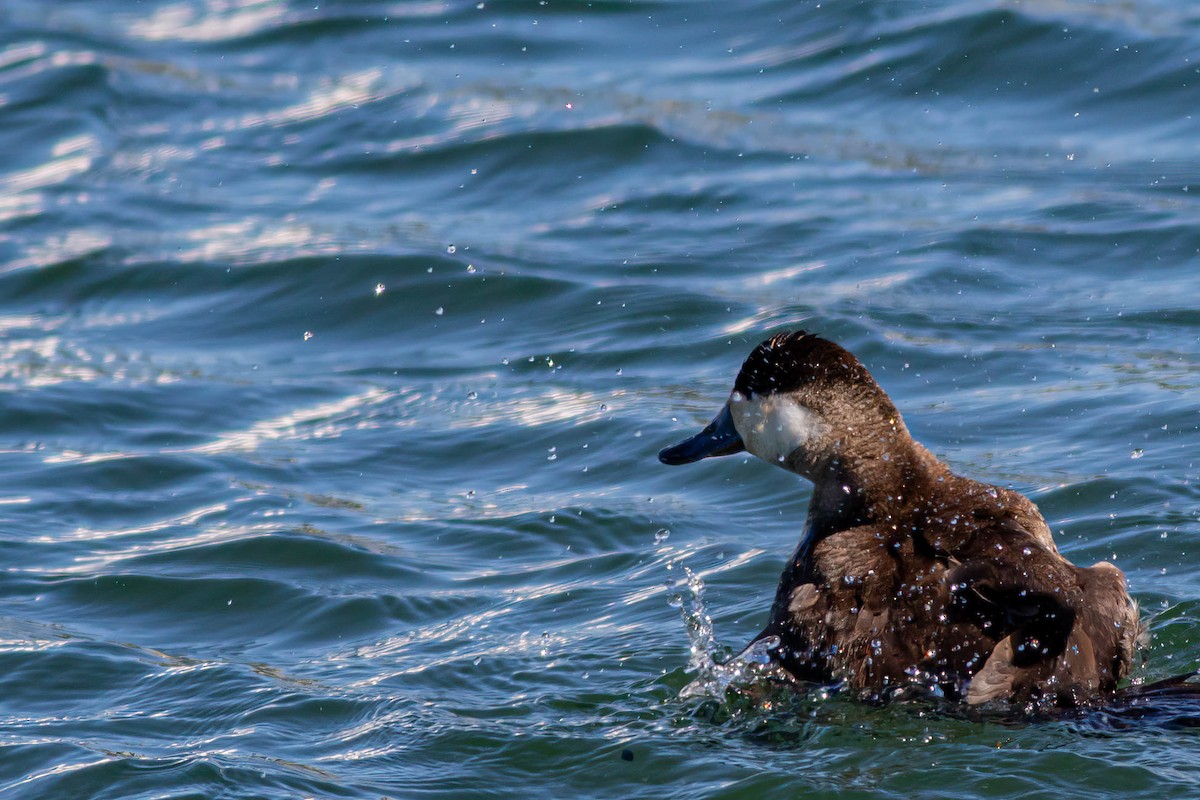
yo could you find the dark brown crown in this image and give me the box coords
[732,331,863,398]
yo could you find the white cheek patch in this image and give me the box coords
[728,391,825,466]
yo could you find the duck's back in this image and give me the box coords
[764,479,1139,706]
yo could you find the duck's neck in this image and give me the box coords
[797,435,946,562]
[768,435,946,633]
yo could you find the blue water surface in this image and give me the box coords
[2,0,1200,797]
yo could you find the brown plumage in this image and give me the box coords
[660,331,1141,707]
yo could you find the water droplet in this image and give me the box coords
[599,403,607,412]
[467,391,478,400]
[374,283,385,296]
[466,264,476,273]
[667,593,683,608]
[447,244,457,254]
[435,307,444,316]
[303,331,314,341]
[473,656,482,666]
[654,528,670,544]
[1131,448,1144,459]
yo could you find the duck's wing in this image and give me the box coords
[950,549,1082,705]
[764,524,983,699]
[918,514,1073,652]
[938,518,1136,705]
[946,552,1078,668]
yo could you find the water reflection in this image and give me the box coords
[126,0,290,43]
[3,133,99,195]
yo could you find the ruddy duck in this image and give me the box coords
[660,331,1142,706]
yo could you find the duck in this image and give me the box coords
[659,330,1142,707]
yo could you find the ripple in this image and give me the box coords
[182,388,394,456]
[125,1,292,43]
[2,131,99,195]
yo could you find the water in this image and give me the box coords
[2,0,1200,797]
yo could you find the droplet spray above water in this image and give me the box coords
[671,565,785,700]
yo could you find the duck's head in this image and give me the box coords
[659,331,902,479]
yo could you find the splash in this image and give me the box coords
[670,565,784,699]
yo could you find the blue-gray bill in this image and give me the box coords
[658,404,745,465]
